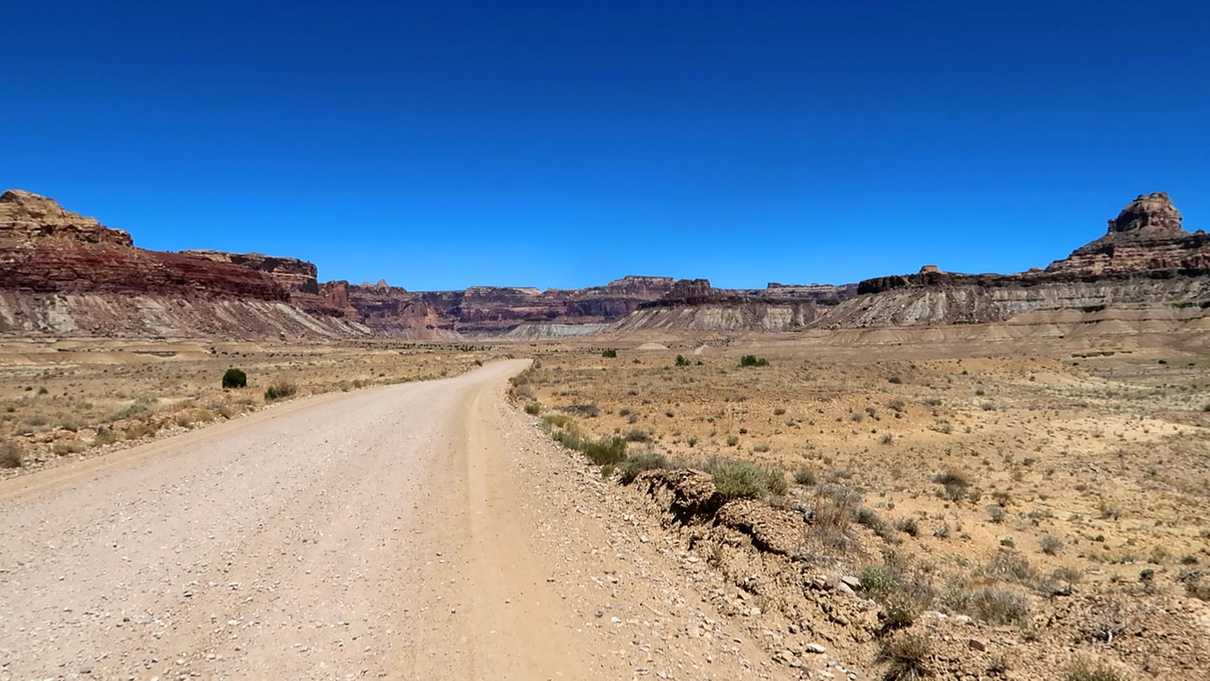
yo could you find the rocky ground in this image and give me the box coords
[2,332,1208,679]
[0,359,800,680]
[514,334,1210,680]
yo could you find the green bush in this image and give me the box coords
[618,451,670,484]
[524,402,542,415]
[738,354,769,367]
[541,413,574,429]
[675,355,691,366]
[601,349,618,358]
[704,458,784,500]
[548,420,627,467]
[222,368,247,389]
[264,380,298,402]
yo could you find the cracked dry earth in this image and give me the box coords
[0,359,791,681]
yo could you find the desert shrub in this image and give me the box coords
[109,396,156,422]
[624,429,650,442]
[264,381,298,401]
[968,587,1031,624]
[704,458,782,500]
[793,467,817,486]
[564,403,601,417]
[985,549,1036,584]
[738,354,769,368]
[1063,657,1126,681]
[123,420,158,440]
[861,564,898,596]
[1098,499,1123,520]
[1040,534,1064,555]
[675,355,691,367]
[618,451,670,484]
[524,402,542,415]
[888,375,903,385]
[810,483,861,547]
[888,398,906,413]
[987,505,1006,523]
[52,440,83,456]
[879,632,931,680]
[932,469,970,490]
[0,440,22,468]
[725,435,739,447]
[882,595,923,631]
[861,552,936,630]
[222,368,247,389]
[579,436,627,466]
[546,419,627,466]
[92,427,118,447]
[855,506,897,543]
[601,349,617,358]
[895,517,920,537]
[765,468,788,496]
[541,413,574,429]
[1183,574,1210,601]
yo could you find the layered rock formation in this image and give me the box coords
[613,279,858,333]
[819,193,1210,328]
[0,189,133,246]
[3,188,1205,340]
[329,281,456,338]
[0,191,680,338]
[613,193,1209,334]
[416,276,677,335]
[0,190,363,338]
[1045,192,1209,277]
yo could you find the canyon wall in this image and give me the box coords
[613,192,1209,334]
[2,188,1205,340]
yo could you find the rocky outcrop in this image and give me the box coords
[181,250,320,294]
[335,281,456,338]
[1046,193,1208,277]
[5,187,1205,339]
[608,279,857,333]
[415,275,677,335]
[0,189,133,247]
[0,190,363,338]
[825,193,1210,328]
[613,193,1209,333]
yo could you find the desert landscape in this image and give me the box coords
[0,185,1207,680]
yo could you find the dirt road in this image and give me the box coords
[0,360,785,680]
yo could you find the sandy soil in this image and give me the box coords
[0,359,790,680]
[0,339,495,475]
[512,335,1210,679]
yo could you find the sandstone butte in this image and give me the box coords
[0,188,1207,338]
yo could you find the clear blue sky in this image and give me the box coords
[2,2,1207,290]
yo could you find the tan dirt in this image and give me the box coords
[0,359,789,680]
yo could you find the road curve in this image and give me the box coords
[0,359,602,680]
